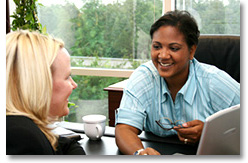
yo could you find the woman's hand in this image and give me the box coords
[173,120,204,144]
[137,147,161,155]
[115,124,161,155]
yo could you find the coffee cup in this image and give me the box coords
[82,114,106,140]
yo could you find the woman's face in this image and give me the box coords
[49,48,77,118]
[151,26,196,81]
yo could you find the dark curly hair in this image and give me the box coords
[150,10,200,48]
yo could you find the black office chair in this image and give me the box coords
[194,35,240,83]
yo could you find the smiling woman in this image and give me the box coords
[114,10,240,155]
[149,10,199,101]
[6,30,85,155]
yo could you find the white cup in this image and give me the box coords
[82,114,106,140]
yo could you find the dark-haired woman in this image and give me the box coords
[115,10,240,155]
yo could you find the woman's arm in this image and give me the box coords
[56,136,86,155]
[115,124,160,155]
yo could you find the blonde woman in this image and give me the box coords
[6,30,85,155]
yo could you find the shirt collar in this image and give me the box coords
[161,78,168,103]
[161,59,197,105]
[178,59,197,105]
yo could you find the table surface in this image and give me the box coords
[56,121,198,155]
[78,134,198,155]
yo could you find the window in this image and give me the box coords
[37,0,163,123]
[34,0,240,124]
[175,0,240,35]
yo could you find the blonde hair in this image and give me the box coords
[6,30,64,150]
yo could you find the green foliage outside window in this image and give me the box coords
[39,0,162,59]
[70,0,159,59]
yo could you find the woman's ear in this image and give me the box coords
[189,45,197,60]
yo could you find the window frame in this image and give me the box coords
[71,67,133,77]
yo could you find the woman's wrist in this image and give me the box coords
[133,148,145,155]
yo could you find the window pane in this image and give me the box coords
[38,0,163,69]
[175,0,240,35]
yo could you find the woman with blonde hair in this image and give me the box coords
[6,30,85,155]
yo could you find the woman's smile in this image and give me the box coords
[159,61,174,67]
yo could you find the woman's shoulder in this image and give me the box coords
[128,61,160,87]
[6,115,55,154]
[193,59,239,84]
[134,61,158,76]
[7,115,42,133]
[193,59,221,76]
[7,115,35,124]
[192,59,240,107]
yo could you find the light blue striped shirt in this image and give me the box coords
[115,58,240,137]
